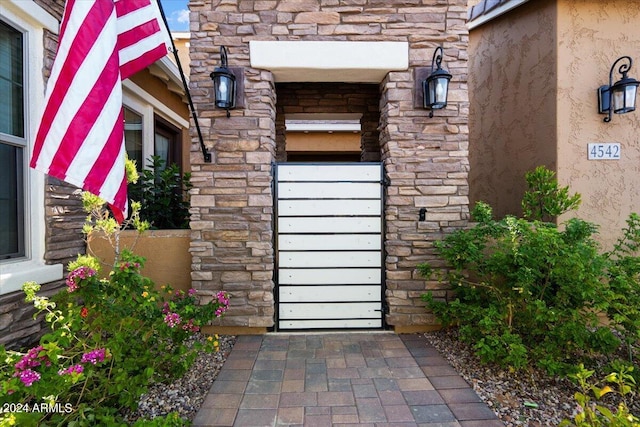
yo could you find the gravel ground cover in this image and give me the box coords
[128,330,638,426]
[424,328,640,426]
[126,334,236,423]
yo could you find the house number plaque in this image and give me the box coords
[588,143,620,160]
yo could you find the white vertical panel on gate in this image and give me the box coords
[275,163,384,330]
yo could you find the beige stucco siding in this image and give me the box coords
[556,0,640,249]
[469,0,557,218]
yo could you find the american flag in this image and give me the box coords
[30,0,170,222]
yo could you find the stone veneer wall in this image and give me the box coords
[189,0,469,330]
[1,0,85,350]
[275,83,380,162]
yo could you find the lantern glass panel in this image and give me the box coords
[213,74,236,109]
[425,77,449,109]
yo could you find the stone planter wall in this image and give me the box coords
[189,0,469,332]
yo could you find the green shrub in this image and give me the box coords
[128,155,192,229]
[0,176,227,426]
[420,166,639,374]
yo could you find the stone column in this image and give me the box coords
[188,3,277,329]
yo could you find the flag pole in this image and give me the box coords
[156,0,211,163]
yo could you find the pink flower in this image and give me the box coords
[216,291,229,306]
[58,364,84,376]
[188,288,197,296]
[119,261,141,271]
[18,369,41,387]
[81,348,106,365]
[181,319,199,332]
[164,312,181,328]
[66,266,96,292]
[162,302,170,314]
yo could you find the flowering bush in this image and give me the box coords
[1,162,229,425]
[0,252,228,426]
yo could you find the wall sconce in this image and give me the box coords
[210,46,236,117]
[423,46,452,118]
[598,56,640,122]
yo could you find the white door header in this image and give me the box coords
[249,41,409,83]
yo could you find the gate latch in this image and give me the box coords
[419,207,427,221]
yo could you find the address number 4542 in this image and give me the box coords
[588,143,620,160]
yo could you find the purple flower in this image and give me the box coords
[15,346,47,371]
[58,364,84,376]
[81,348,106,365]
[164,312,181,328]
[161,302,170,314]
[18,369,41,387]
[188,288,197,296]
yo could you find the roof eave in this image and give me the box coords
[467,0,531,31]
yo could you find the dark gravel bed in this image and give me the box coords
[424,328,639,426]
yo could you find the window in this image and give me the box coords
[0,2,63,295]
[0,20,26,260]
[154,116,181,172]
[123,104,183,173]
[124,107,143,170]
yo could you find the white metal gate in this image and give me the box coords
[275,163,384,330]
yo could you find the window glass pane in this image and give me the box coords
[0,143,24,259]
[124,107,143,171]
[154,118,181,173]
[154,133,170,171]
[0,21,24,138]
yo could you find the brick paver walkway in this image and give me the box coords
[193,333,503,426]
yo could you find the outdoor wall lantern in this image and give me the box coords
[598,55,640,122]
[423,46,452,118]
[210,46,236,117]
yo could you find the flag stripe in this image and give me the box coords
[46,56,120,179]
[31,0,170,223]
[116,0,169,79]
[31,0,107,166]
[121,44,168,79]
[59,78,122,184]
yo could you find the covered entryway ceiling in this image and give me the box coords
[250,41,408,82]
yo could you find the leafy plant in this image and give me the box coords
[603,213,640,361]
[522,165,581,222]
[128,155,192,229]
[420,166,639,374]
[0,169,228,426]
[560,363,639,427]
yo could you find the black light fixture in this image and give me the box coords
[598,55,640,122]
[423,46,452,118]
[210,46,236,117]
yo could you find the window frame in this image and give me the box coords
[0,1,63,295]
[122,80,188,172]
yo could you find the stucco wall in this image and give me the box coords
[556,0,640,249]
[129,68,192,172]
[469,0,557,218]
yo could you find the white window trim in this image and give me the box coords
[123,80,188,169]
[123,93,155,169]
[0,1,63,295]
